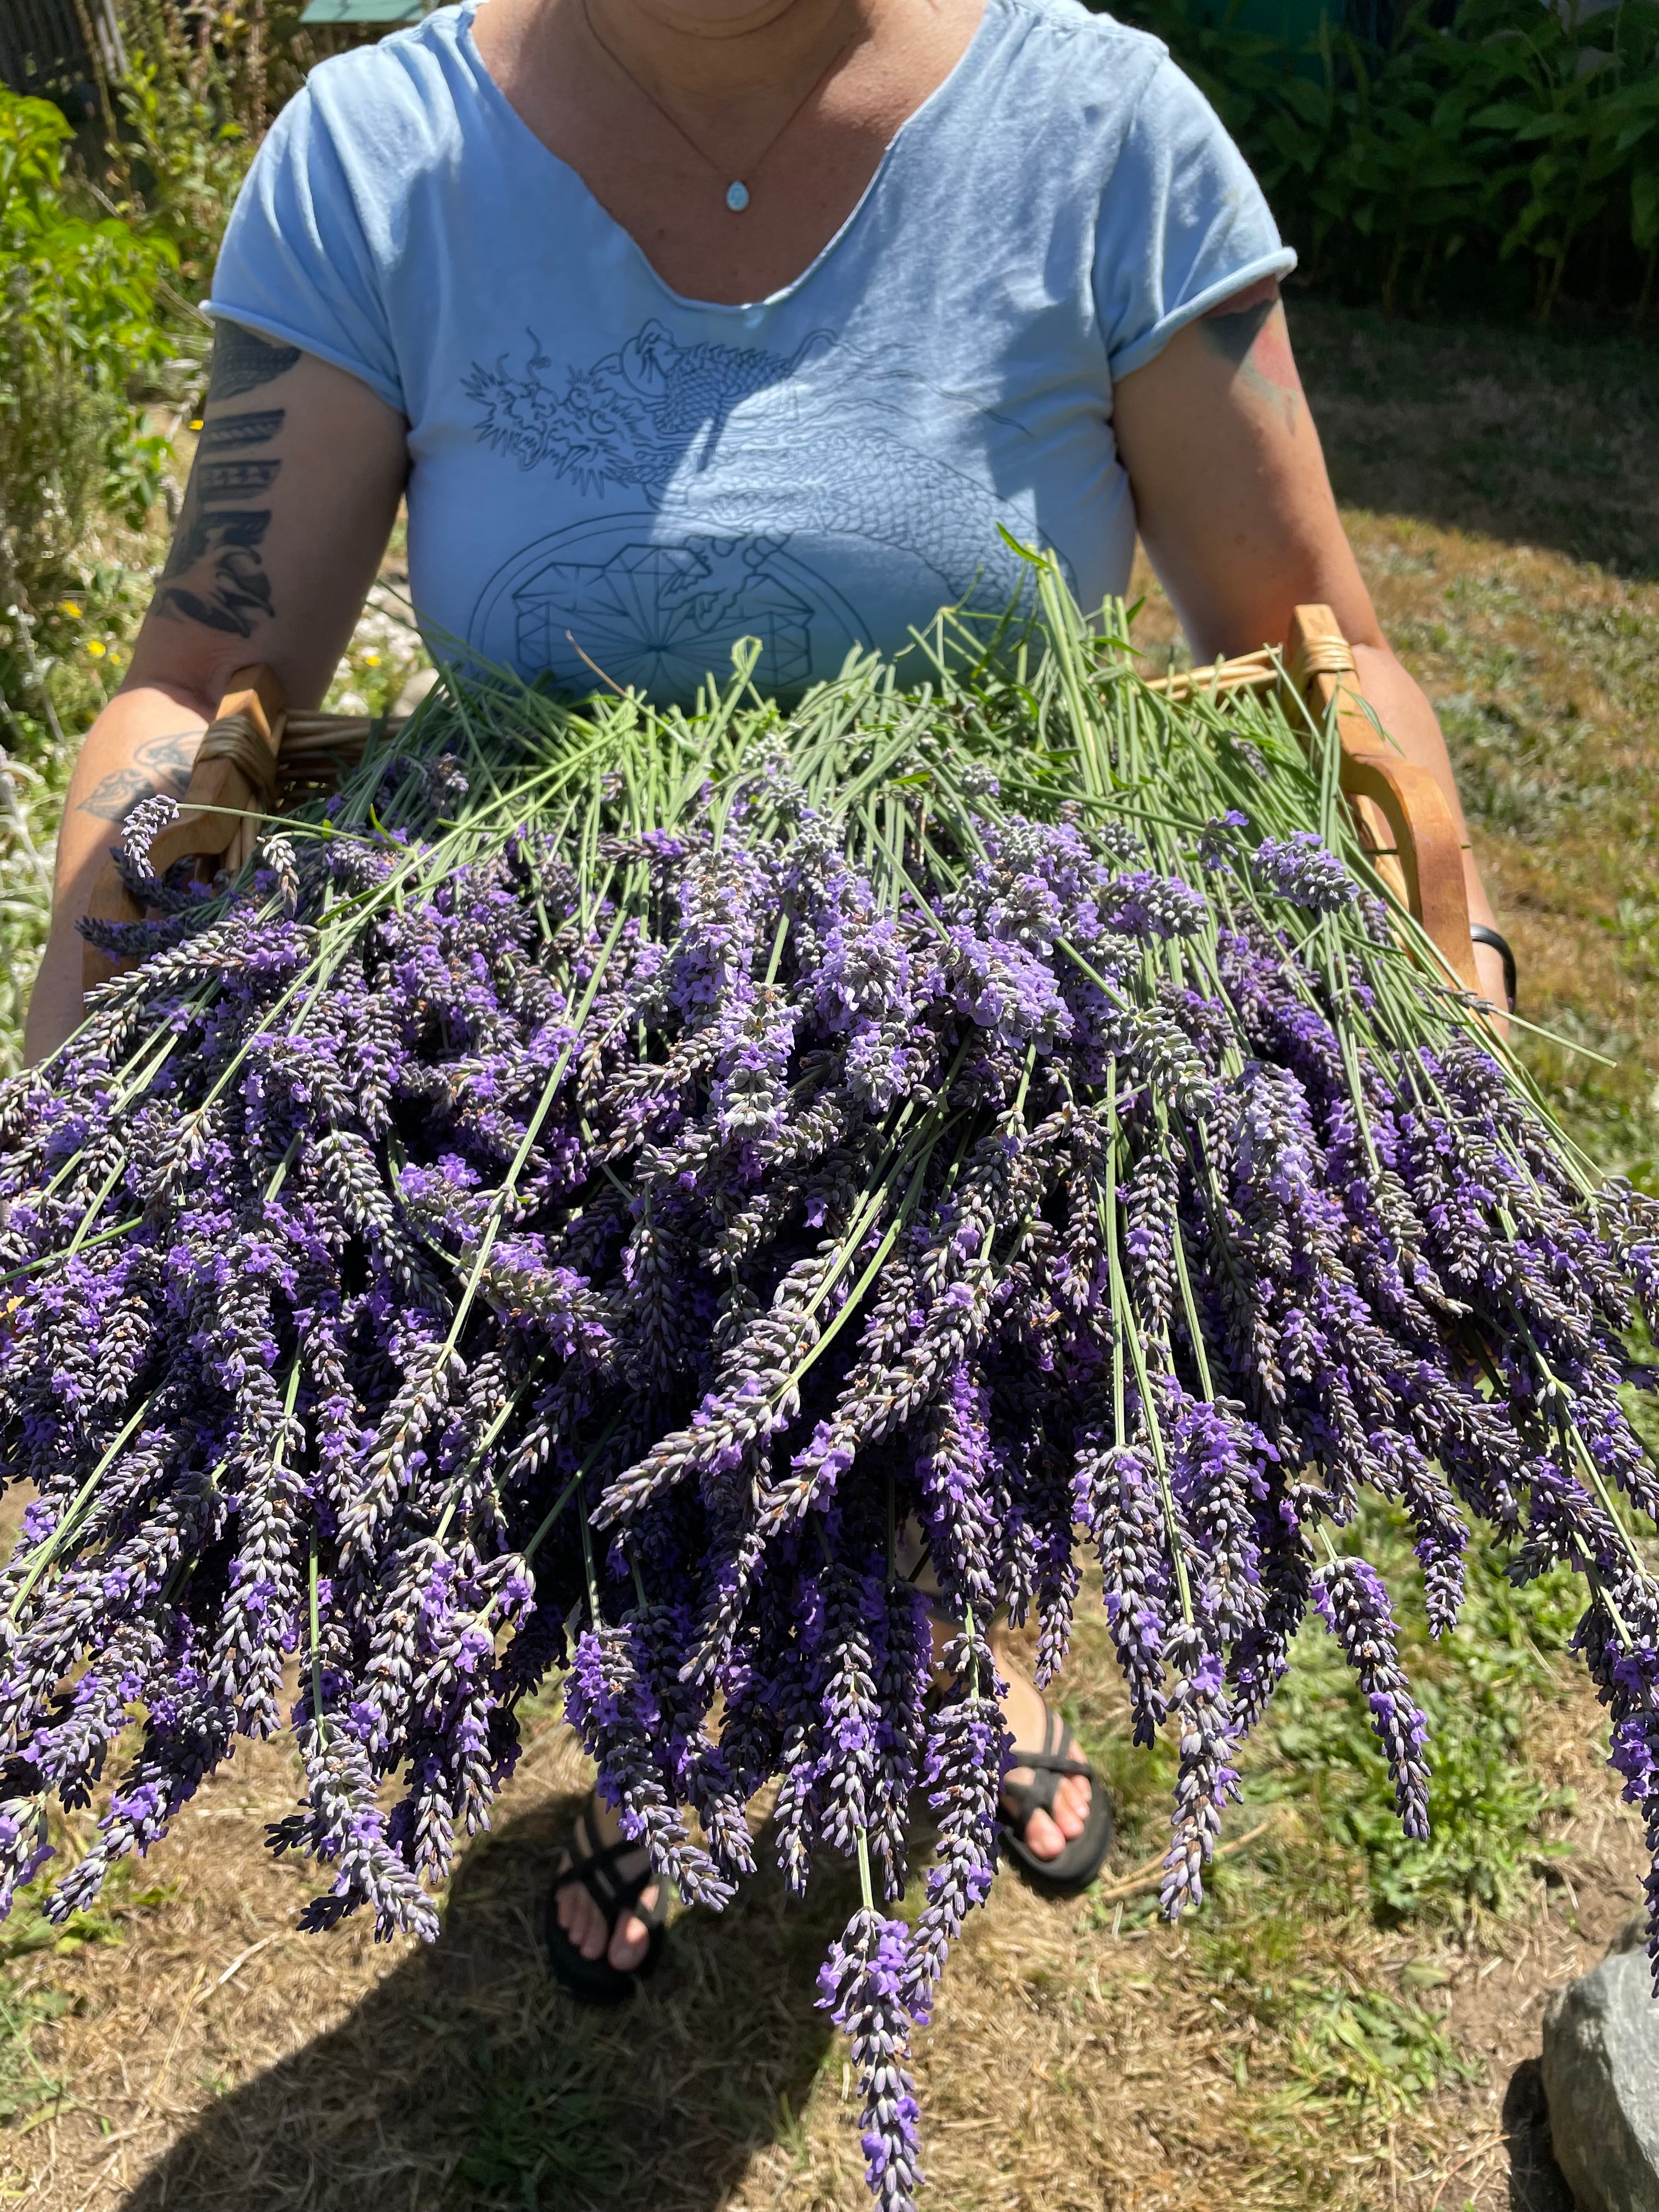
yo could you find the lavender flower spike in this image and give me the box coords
[819,1907,925,2212]
[1254,831,1361,915]
[1314,1557,1432,1840]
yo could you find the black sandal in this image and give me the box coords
[999,1705,1114,1895]
[545,1799,669,2006]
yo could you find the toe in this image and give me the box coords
[555,1864,594,1951]
[1055,1773,1090,1839]
[556,1872,606,1962]
[610,1894,657,1973]
[1022,1805,1065,1859]
[577,1897,610,1961]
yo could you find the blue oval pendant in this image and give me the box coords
[725,180,751,213]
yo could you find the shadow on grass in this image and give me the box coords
[1289,297,1659,582]
[119,1788,850,2212]
[1500,2056,1574,2212]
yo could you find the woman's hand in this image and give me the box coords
[24,329,408,1065]
[1111,281,1509,1015]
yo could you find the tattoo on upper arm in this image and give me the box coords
[206,323,301,403]
[154,323,295,639]
[1200,279,1304,434]
[199,409,284,452]
[1201,295,1276,369]
[197,459,281,500]
[78,734,201,823]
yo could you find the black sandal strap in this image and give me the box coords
[1003,1765,1060,1822]
[552,1810,629,1896]
[1002,1708,1087,1831]
[1016,1746,1094,1778]
[554,1808,666,1929]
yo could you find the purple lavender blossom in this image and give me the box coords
[1160,1626,1241,1915]
[1314,1558,1431,1839]
[1254,831,1362,915]
[5,663,1659,2212]
[819,1910,924,2212]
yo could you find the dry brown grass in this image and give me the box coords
[5,1606,1645,2212]
[4,300,1658,2212]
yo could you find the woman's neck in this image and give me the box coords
[565,0,879,104]
[470,0,982,304]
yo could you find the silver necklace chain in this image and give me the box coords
[579,0,859,212]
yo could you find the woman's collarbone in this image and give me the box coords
[475,0,985,303]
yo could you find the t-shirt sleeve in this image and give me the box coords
[1093,54,1296,383]
[208,82,405,416]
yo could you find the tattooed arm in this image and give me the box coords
[1112,278,1506,1009]
[24,325,406,1063]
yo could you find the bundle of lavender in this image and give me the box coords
[2,575,1658,2209]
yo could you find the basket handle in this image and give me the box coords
[81,664,287,995]
[1283,606,1479,994]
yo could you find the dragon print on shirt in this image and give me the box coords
[464,319,1063,697]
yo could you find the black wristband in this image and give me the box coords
[1469,925,1517,1014]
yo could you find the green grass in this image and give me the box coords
[1046,1492,1594,2153]
[1101,1510,1592,2134]
[1260,1521,1582,1927]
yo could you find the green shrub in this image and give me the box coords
[0,88,173,618]
[1118,0,1659,323]
[0,88,178,1070]
[112,9,258,303]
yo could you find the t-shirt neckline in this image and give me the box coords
[457,0,997,315]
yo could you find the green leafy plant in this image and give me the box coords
[0,89,174,589]
[1118,0,1659,324]
[1281,1979,1481,2113]
[0,91,176,1072]
[111,46,254,303]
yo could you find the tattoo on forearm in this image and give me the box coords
[160,513,276,635]
[1200,278,1304,434]
[154,324,294,639]
[78,733,201,823]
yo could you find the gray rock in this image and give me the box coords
[1543,1935,1659,2212]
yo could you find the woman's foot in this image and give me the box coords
[552,1792,661,1972]
[1000,1662,1092,1862]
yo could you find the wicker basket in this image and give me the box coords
[80,603,1477,995]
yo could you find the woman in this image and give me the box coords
[25,0,1509,1997]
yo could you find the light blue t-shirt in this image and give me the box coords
[211,0,1293,701]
